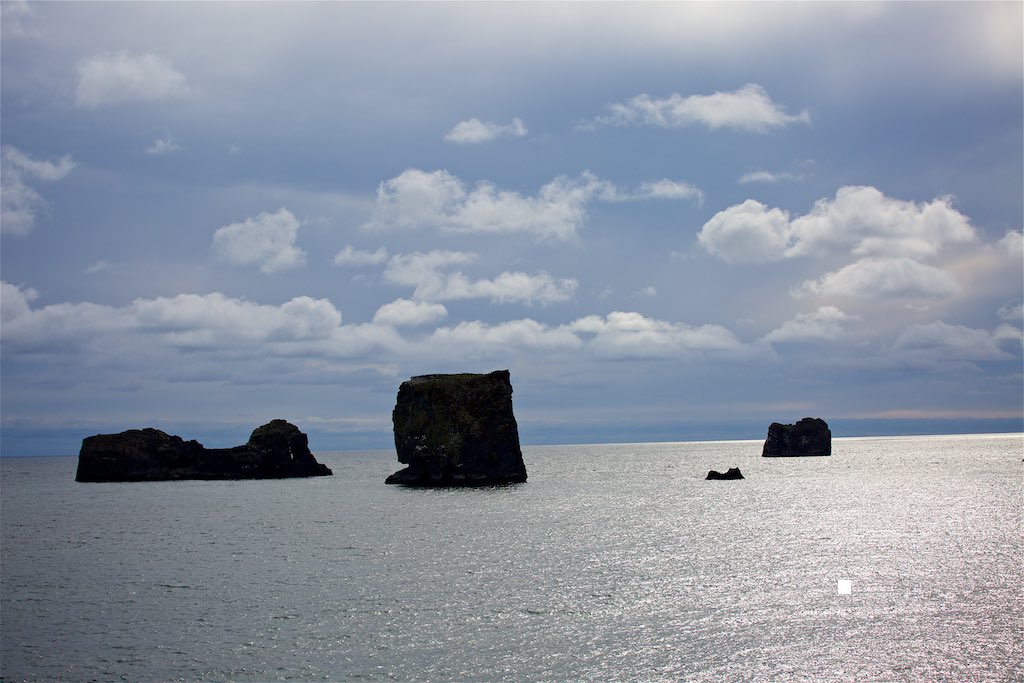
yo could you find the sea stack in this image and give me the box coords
[386,370,528,486]
[762,417,832,457]
[75,419,333,481]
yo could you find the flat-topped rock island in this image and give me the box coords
[762,417,832,457]
[386,370,528,486]
[75,419,332,482]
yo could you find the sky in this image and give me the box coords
[1,1,1022,456]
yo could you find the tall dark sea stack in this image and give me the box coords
[386,370,528,486]
[762,417,832,457]
[76,419,333,481]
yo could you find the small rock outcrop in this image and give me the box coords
[76,419,332,481]
[706,467,744,480]
[385,370,527,486]
[762,417,832,457]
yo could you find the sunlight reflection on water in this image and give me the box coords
[1,434,1021,681]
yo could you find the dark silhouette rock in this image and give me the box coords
[762,417,831,457]
[386,370,527,486]
[75,419,332,482]
[706,467,744,480]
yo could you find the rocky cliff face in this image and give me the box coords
[762,417,832,457]
[386,370,527,486]
[75,419,332,481]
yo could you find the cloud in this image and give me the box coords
[0,0,40,37]
[699,186,977,263]
[130,293,343,343]
[0,282,38,324]
[787,186,976,260]
[885,321,1013,369]
[146,135,181,155]
[738,170,804,184]
[998,302,1023,321]
[795,257,962,300]
[1,286,343,347]
[383,250,577,304]
[763,306,858,343]
[580,83,810,132]
[567,311,755,360]
[429,319,582,354]
[75,52,192,108]
[1,145,76,235]
[605,178,705,205]
[372,299,447,327]
[2,281,767,393]
[444,117,527,144]
[85,260,112,275]
[698,199,792,264]
[333,245,389,266]
[362,169,602,242]
[363,169,701,242]
[212,208,306,273]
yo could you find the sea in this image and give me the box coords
[1,433,1021,683]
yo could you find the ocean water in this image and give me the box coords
[1,434,1021,682]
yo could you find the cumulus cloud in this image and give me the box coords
[795,257,962,300]
[1,286,347,351]
[130,293,343,343]
[363,169,701,242]
[3,280,772,391]
[787,186,976,259]
[429,319,582,354]
[146,135,181,155]
[372,299,448,327]
[362,169,602,242]
[75,52,192,108]
[698,199,792,264]
[383,250,577,304]
[763,306,858,343]
[567,311,753,360]
[1,282,38,324]
[699,186,977,264]
[333,245,389,266]
[580,84,810,132]
[444,117,527,144]
[212,208,306,273]
[1,145,76,235]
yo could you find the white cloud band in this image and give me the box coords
[581,84,810,132]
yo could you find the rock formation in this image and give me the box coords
[75,419,332,482]
[706,467,744,480]
[386,370,527,486]
[762,417,831,457]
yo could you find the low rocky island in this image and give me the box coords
[762,417,832,457]
[386,370,528,486]
[706,467,744,480]
[76,419,332,482]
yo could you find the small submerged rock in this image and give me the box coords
[75,419,332,482]
[706,467,744,480]
[386,370,527,486]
